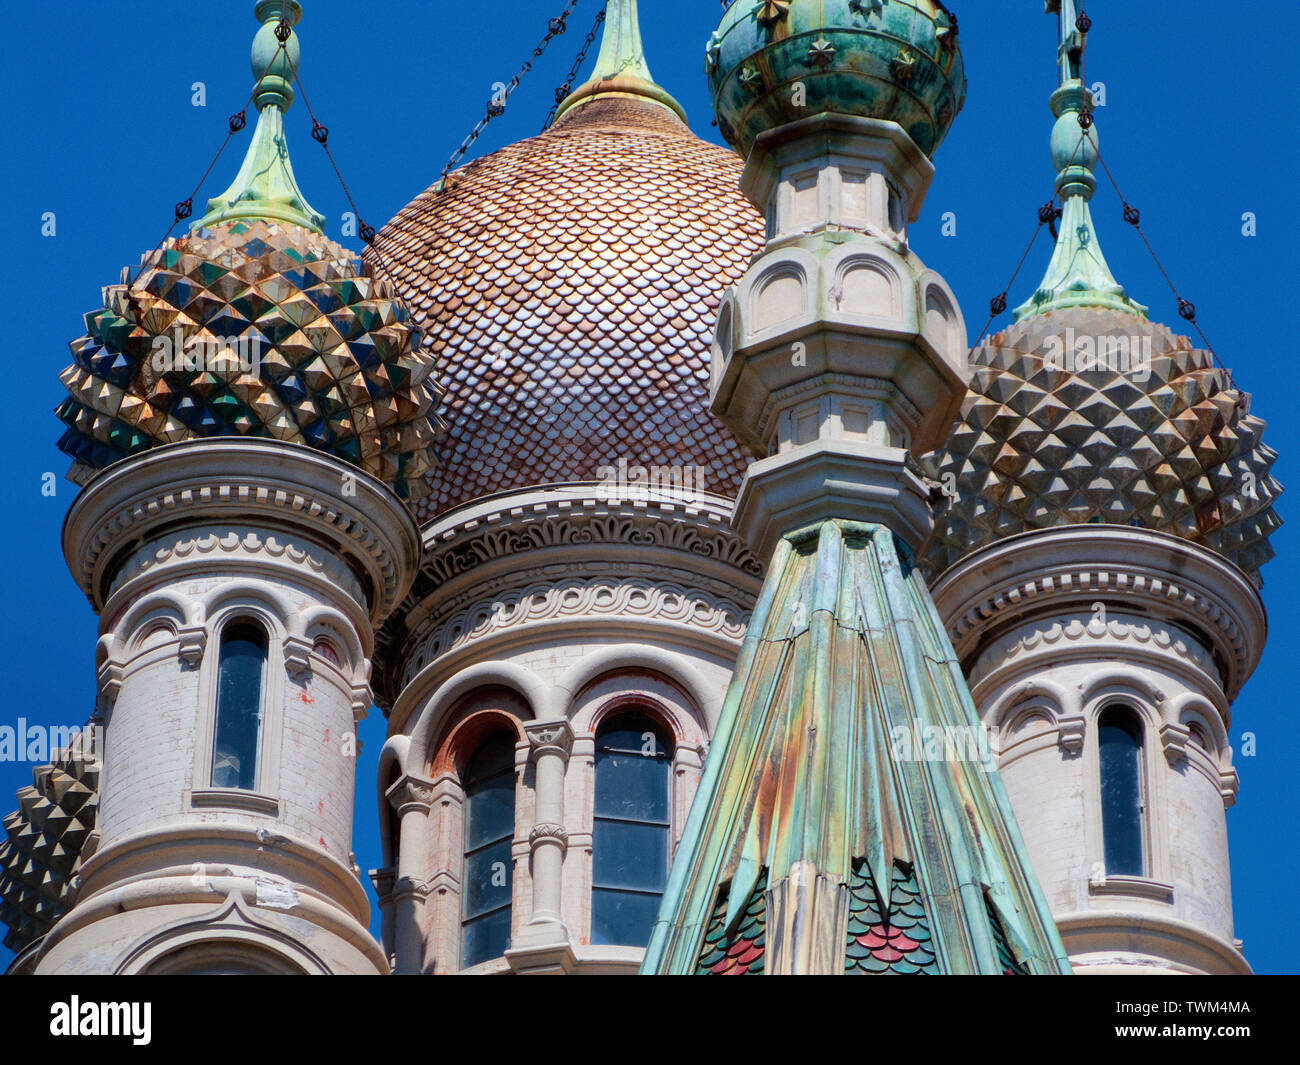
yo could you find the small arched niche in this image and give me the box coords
[752,267,806,333]
[837,258,898,318]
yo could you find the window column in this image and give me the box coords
[385,774,437,975]
[511,719,574,959]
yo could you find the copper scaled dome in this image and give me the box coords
[371,87,765,523]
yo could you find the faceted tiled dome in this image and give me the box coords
[923,308,1282,584]
[369,95,766,523]
[0,734,99,954]
[56,220,439,500]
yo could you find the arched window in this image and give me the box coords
[210,620,268,791]
[1098,709,1144,876]
[461,734,515,967]
[592,712,673,946]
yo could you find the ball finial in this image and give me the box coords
[251,0,302,111]
[708,0,965,159]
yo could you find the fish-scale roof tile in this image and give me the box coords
[368,96,765,523]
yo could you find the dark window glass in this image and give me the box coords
[461,733,515,967]
[210,621,267,791]
[592,713,672,946]
[1099,710,1144,876]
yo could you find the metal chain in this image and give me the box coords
[439,0,584,184]
[130,20,290,298]
[542,5,608,131]
[1066,10,1226,377]
[975,124,1094,344]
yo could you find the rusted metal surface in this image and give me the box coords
[644,520,1071,974]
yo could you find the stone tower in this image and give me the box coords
[364,0,766,974]
[11,1,434,974]
[644,0,1069,975]
[922,0,1281,974]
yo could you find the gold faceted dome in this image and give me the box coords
[56,220,439,501]
[369,94,766,523]
[923,309,1282,585]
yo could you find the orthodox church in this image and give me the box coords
[0,0,1279,975]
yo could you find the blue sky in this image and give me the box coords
[1,0,1293,973]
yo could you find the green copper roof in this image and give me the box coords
[642,520,1071,975]
[1016,0,1145,321]
[553,0,687,123]
[195,1,325,234]
[706,0,965,160]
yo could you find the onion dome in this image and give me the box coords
[0,734,100,954]
[923,2,1281,583]
[706,0,965,159]
[924,311,1282,581]
[54,1,438,500]
[371,0,765,522]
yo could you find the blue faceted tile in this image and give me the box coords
[301,419,329,448]
[171,395,202,428]
[275,375,308,407]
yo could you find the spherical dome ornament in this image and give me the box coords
[56,220,439,500]
[708,0,966,159]
[922,309,1282,584]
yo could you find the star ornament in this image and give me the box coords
[849,0,885,17]
[756,1,790,28]
[808,37,837,68]
[891,49,917,84]
[705,31,723,71]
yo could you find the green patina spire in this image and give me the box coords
[553,0,687,123]
[1015,0,1145,321]
[194,0,325,233]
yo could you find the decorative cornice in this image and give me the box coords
[400,576,751,690]
[968,614,1219,694]
[112,528,366,607]
[63,439,420,626]
[421,487,761,587]
[930,526,1267,702]
[374,484,762,708]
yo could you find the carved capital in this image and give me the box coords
[176,625,207,667]
[525,719,575,762]
[96,660,124,710]
[1219,768,1240,809]
[386,774,438,816]
[529,822,569,849]
[391,876,434,903]
[1159,721,1190,765]
[350,683,373,725]
[283,634,313,681]
[1057,714,1086,756]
